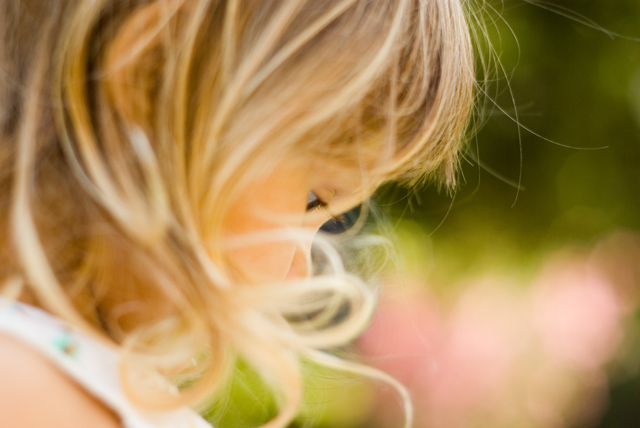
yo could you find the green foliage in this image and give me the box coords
[381,0,640,267]
[203,360,278,428]
[203,359,372,428]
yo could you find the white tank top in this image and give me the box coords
[0,299,212,428]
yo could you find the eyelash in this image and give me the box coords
[307,191,362,233]
[306,191,327,212]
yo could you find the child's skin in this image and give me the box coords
[223,160,373,283]
[0,332,121,427]
[224,162,335,284]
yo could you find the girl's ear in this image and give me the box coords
[102,0,186,128]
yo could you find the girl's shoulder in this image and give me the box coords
[0,331,121,428]
[0,300,212,428]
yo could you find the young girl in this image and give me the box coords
[0,0,474,427]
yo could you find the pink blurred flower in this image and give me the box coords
[359,282,528,428]
[357,232,639,428]
[534,259,623,370]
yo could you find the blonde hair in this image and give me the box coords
[0,0,474,426]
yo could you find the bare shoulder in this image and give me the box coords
[0,333,122,428]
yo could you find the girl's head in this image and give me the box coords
[1,0,474,424]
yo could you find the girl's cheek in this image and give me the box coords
[220,163,315,283]
[227,240,299,284]
[285,243,312,280]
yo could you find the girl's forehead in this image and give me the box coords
[306,159,382,211]
[309,158,381,188]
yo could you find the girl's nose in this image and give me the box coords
[285,242,312,280]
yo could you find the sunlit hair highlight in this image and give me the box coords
[0,0,475,426]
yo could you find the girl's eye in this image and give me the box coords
[320,204,361,234]
[306,191,327,212]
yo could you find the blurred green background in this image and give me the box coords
[387,0,640,280]
[378,1,640,427]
